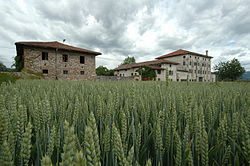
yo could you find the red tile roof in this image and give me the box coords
[113,59,178,71]
[156,49,213,59]
[15,41,101,55]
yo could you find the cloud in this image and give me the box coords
[0,0,249,71]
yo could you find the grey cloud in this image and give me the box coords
[0,0,250,70]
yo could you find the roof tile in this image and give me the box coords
[15,41,101,55]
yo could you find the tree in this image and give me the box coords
[96,66,114,76]
[0,62,7,72]
[214,58,245,81]
[120,57,136,66]
[12,56,22,71]
[136,66,156,80]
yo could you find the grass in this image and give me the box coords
[0,73,19,85]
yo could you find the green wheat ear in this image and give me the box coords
[84,125,99,166]
[112,123,127,166]
[41,155,53,166]
[74,151,86,166]
[47,125,56,157]
[61,121,77,166]
[88,111,101,162]
[21,122,32,166]
[0,141,14,166]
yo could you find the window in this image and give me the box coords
[131,73,133,76]
[80,56,85,64]
[183,61,185,65]
[63,54,68,62]
[158,78,160,81]
[157,70,161,74]
[80,71,84,75]
[183,56,186,58]
[190,56,191,58]
[42,52,48,60]
[170,64,172,67]
[120,74,122,76]
[42,69,48,74]
[190,61,191,65]
[63,70,68,74]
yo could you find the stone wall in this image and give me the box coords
[23,47,96,80]
[96,76,134,81]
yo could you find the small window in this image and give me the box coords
[63,70,68,74]
[157,70,161,74]
[190,56,191,58]
[120,74,122,76]
[131,73,133,76]
[183,56,186,58]
[42,52,48,60]
[42,69,48,74]
[80,71,84,75]
[80,56,85,64]
[169,64,172,67]
[63,54,68,62]
[190,61,191,65]
[183,61,185,65]
[158,78,160,81]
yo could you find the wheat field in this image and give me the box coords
[0,80,249,166]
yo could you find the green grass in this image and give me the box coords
[0,73,19,85]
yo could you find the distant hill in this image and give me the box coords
[241,71,250,80]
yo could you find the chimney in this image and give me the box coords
[206,50,208,56]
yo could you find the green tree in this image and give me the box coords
[12,56,22,71]
[136,66,156,80]
[214,58,245,81]
[96,66,114,76]
[0,62,7,72]
[120,57,136,66]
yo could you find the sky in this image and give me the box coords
[0,0,250,71]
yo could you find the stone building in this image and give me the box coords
[15,41,101,80]
[113,49,216,82]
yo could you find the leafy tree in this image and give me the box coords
[136,66,156,80]
[96,66,114,76]
[120,57,136,66]
[214,58,245,81]
[0,62,7,72]
[12,56,22,71]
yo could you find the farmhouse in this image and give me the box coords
[113,49,216,82]
[15,41,101,80]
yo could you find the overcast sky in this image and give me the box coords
[0,0,250,70]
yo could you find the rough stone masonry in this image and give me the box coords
[15,41,101,80]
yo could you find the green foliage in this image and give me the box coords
[120,56,136,66]
[136,66,157,80]
[0,62,8,72]
[214,58,245,81]
[12,56,22,72]
[0,81,249,165]
[0,73,19,85]
[96,66,114,76]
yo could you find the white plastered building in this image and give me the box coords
[113,49,216,82]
